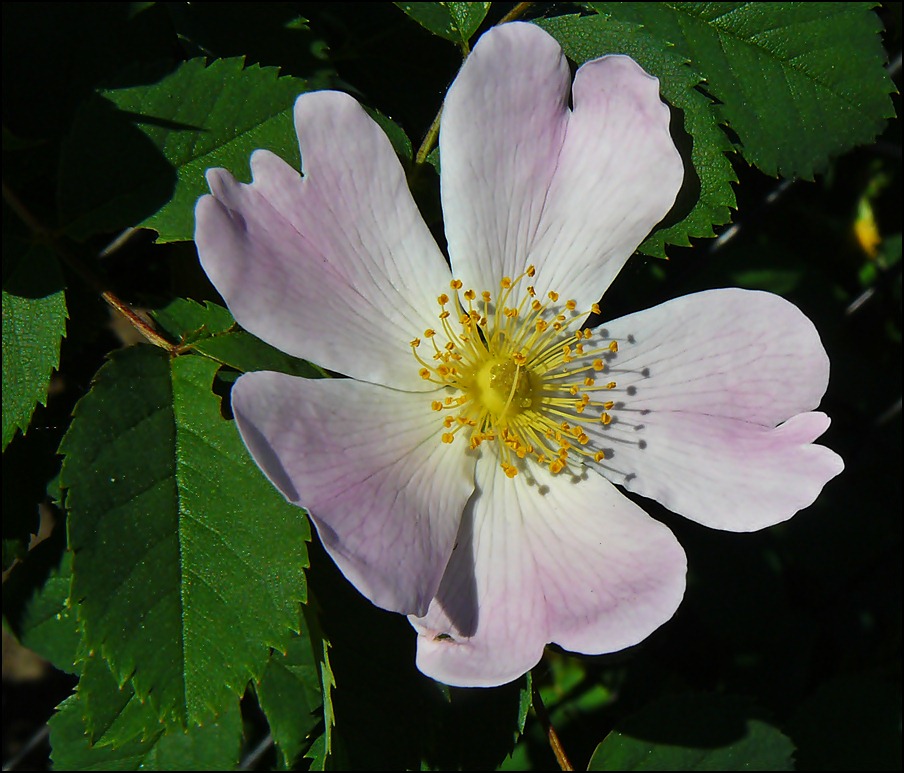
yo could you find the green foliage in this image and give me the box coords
[152,298,326,378]
[49,693,243,771]
[395,2,491,46]
[587,694,796,771]
[588,2,895,178]
[58,345,310,728]
[58,58,310,243]
[1,237,67,449]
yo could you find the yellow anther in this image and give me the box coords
[583,329,592,340]
[602,401,614,410]
[482,291,492,302]
[439,310,450,319]
[532,300,542,311]
[504,307,518,318]
[527,285,536,297]
[502,462,518,478]
[443,416,455,428]
[609,341,619,353]
[438,293,449,305]
[536,320,548,332]
[591,303,601,315]
[584,377,594,386]
[431,401,443,411]
[606,381,617,389]
[442,432,455,444]
[512,352,527,366]
[548,291,559,302]
[565,299,577,311]
[410,338,421,348]
[594,450,606,462]
[526,265,536,277]
[501,277,513,289]
[424,329,436,338]
[464,289,476,301]
[601,413,612,425]
[450,279,463,290]
[419,368,431,379]
[549,459,565,474]
[592,359,605,371]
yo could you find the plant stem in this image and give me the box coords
[532,679,574,771]
[2,181,177,353]
[413,2,535,166]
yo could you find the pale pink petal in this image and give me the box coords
[231,372,475,615]
[440,22,682,309]
[585,289,844,531]
[196,91,452,392]
[410,452,686,687]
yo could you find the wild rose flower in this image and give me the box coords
[194,22,843,687]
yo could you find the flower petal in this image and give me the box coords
[232,371,475,615]
[196,90,452,392]
[410,454,686,687]
[440,22,683,308]
[587,289,844,531]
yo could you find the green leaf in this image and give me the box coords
[588,2,896,178]
[59,58,311,243]
[59,345,310,727]
[15,549,81,676]
[152,298,326,378]
[2,237,67,450]
[256,627,324,768]
[48,692,242,771]
[394,2,490,46]
[366,108,414,163]
[538,15,737,257]
[587,694,795,771]
[79,650,165,748]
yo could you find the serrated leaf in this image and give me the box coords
[2,239,67,449]
[79,650,165,748]
[587,694,795,771]
[256,628,324,768]
[538,15,736,257]
[152,298,326,378]
[59,345,310,727]
[589,2,895,178]
[394,2,490,45]
[48,692,242,771]
[59,58,310,243]
[304,601,336,771]
[15,549,81,675]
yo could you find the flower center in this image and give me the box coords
[411,266,620,479]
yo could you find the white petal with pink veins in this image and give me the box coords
[585,289,844,530]
[441,23,683,309]
[196,91,451,392]
[411,450,686,687]
[232,371,475,615]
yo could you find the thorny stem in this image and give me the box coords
[2,180,177,353]
[413,2,535,166]
[532,679,574,771]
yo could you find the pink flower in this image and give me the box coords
[194,22,843,687]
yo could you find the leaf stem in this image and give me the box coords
[532,679,574,771]
[2,180,177,353]
[413,2,535,166]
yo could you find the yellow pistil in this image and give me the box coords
[411,266,623,477]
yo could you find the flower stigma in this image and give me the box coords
[411,266,621,479]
